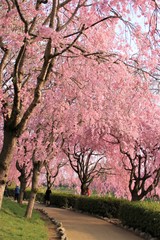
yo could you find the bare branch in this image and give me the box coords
[14,0,28,33]
[51,24,85,58]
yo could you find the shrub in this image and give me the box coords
[119,201,160,238]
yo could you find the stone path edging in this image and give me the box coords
[36,207,69,240]
[97,215,158,240]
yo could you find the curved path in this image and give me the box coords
[35,203,143,240]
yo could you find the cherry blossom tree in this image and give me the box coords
[16,161,32,204]
[25,152,44,218]
[23,94,69,218]
[43,159,68,189]
[119,141,160,201]
[15,140,32,204]
[98,100,160,200]
[0,0,160,210]
[63,142,111,195]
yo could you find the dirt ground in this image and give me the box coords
[35,203,144,240]
[38,210,60,240]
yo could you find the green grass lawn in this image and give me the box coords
[0,198,48,240]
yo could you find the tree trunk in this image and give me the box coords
[131,191,141,201]
[19,181,26,204]
[0,129,17,208]
[46,170,52,188]
[130,177,160,201]
[19,190,24,204]
[81,183,88,196]
[25,161,42,218]
[16,161,32,204]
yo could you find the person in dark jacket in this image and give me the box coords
[14,185,20,202]
[44,187,52,206]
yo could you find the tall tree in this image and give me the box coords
[16,160,32,204]
[119,140,160,201]
[64,142,111,195]
[44,159,67,188]
[101,104,160,200]
[25,149,43,218]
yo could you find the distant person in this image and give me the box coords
[14,185,20,202]
[87,187,91,196]
[44,187,52,206]
[4,181,11,197]
[4,185,9,197]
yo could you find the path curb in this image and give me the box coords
[36,208,69,240]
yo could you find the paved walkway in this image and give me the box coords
[35,203,143,240]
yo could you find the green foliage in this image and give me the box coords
[119,201,160,238]
[75,196,122,218]
[50,192,79,208]
[0,198,48,240]
[41,191,122,218]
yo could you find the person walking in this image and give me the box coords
[14,185,20,202]
[87,187,91,196]
[44,187,52,206]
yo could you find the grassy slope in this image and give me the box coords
[0,198,48,240]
